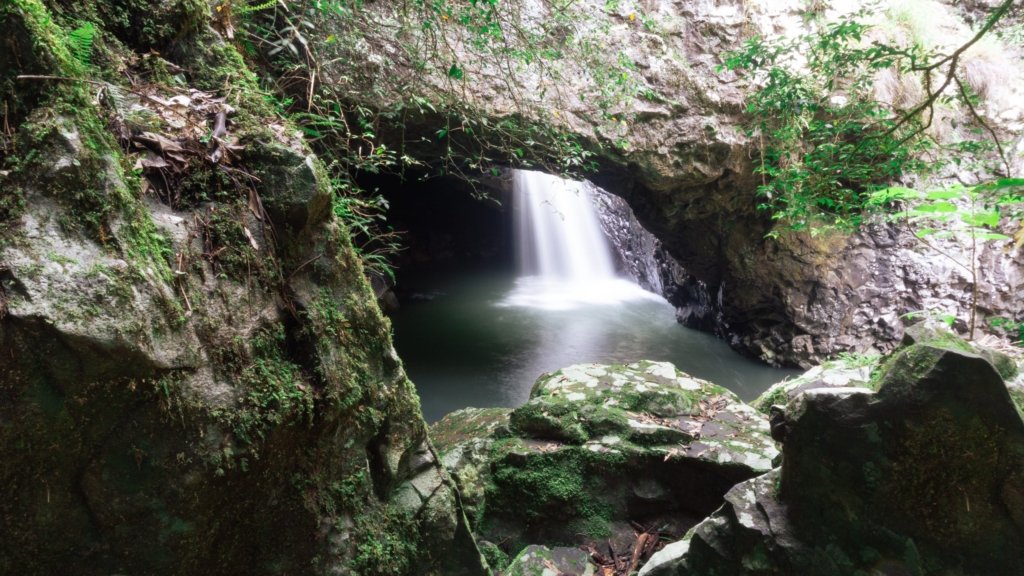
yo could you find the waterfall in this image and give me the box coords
[500,170,658,310]
[513,170,617,280]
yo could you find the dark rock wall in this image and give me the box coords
[592,183,728,335]
[591,183,666,293]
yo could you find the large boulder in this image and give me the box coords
[432,361,778,562]
[752,355,876,414]
[504,545,595,576]
[753,322,1022,415]
[641,344,1024,575]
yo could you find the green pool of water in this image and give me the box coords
[392,271,801,422]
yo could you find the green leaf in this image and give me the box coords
[963,210,1000,228]
[448,64,464,79]
[868,186,920,204]
[68,22,97,67]
[925,189,962,200]
[974,232,1010,241]
[976,178,1024,192]
[912,202,956,214]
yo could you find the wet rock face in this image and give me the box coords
[591,183,726,335]
[643,344,1024,576]
[432,361,778,557]
[591,183,667,294]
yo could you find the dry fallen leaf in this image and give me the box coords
[242,226,260,251]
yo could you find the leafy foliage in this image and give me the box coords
[868,178,1024,338]
[721,2,1016,234]
[724,1,1021,342]
[67,21,97,67]
[722,16,933,232]
[330,182,402,281]
[989,316,1024,344]
[237,0,278,14]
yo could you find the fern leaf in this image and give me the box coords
[68,22,97,67]
[238,0,278,14]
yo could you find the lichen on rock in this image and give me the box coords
[433,361,779,559]
[754,321,1023,415]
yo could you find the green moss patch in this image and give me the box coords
[431,407,512,453]
[348,504,422,576]
[484,446,620,548]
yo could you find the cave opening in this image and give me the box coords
[362,169,800,422]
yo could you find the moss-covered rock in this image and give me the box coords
[0,2,486,575]
[643,344,1024,575]
[433,361,778,558]
[753,355,876,414]
[755,322,1022,415]
[901,321,1019,381]
[505,545,595,576]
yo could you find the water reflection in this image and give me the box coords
[392,272,801,422]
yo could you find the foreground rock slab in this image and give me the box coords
[505,545,595,576]
[432,361,778,564]
[642,344,1024,576]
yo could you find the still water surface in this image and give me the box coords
[392,271,801,422]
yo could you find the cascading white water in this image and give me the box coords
[514,170,617,280]
[500,169,660,310]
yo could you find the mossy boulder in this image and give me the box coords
[241,142,332,236]
[901,321,1019,381]
[753,355,876,414]
[433,361,778,558]
[754,322,1022,415]
[505,545,595,576]
[642,344,1024,575]
[432,407,513,527]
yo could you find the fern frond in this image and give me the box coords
[101,84,130,118]
[68,22,97,67]
[238,0,278,14]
